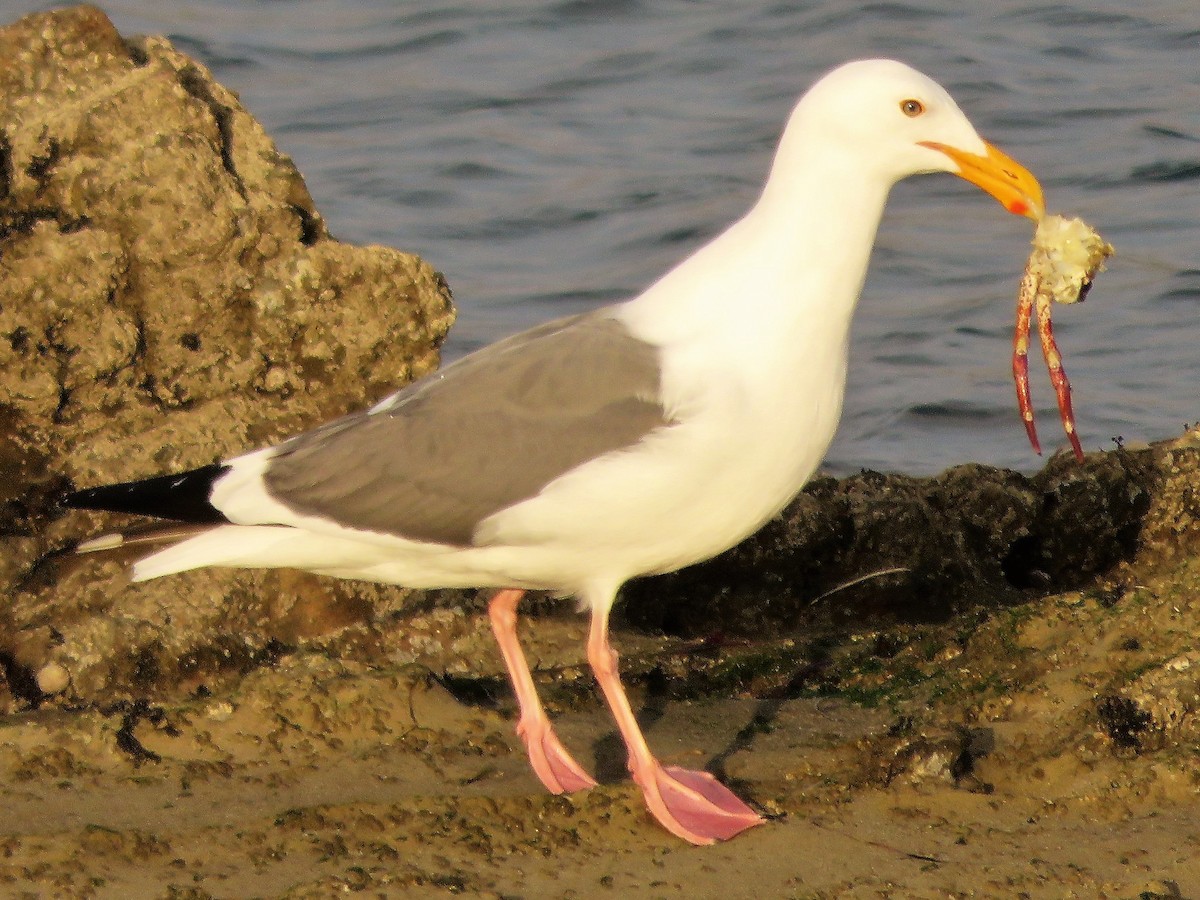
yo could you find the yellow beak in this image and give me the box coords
[919,140,1044,221]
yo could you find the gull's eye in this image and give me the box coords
[900,98,925,117]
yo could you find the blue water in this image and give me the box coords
[7,1,1199,474]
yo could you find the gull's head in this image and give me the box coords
[786,59,1044,220]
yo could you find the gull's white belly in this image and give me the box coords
[473,364,845,589]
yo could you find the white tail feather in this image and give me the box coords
[128,524,407,582]
[131,525,307,582]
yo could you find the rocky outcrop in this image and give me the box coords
[0,6,455,704]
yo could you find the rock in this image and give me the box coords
[0,6,454,703]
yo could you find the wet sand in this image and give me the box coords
[2,577,1198,898]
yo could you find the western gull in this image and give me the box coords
[66,59,1044,844]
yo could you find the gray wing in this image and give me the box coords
[261,312,672,546]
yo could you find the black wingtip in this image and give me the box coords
[66,463,233,525]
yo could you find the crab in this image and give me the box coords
[1012,214,1113,461]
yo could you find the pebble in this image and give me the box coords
[36,662,70,695]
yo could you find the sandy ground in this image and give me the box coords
[1,578,1197,899]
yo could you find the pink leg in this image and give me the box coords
[586,603,763,844]
[487,589,597,794]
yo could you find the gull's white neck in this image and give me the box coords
[621,115,895,379]
[614,110,901,507]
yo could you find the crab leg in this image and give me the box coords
[1034,290,1085,462]
[1012,267,1040,455]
